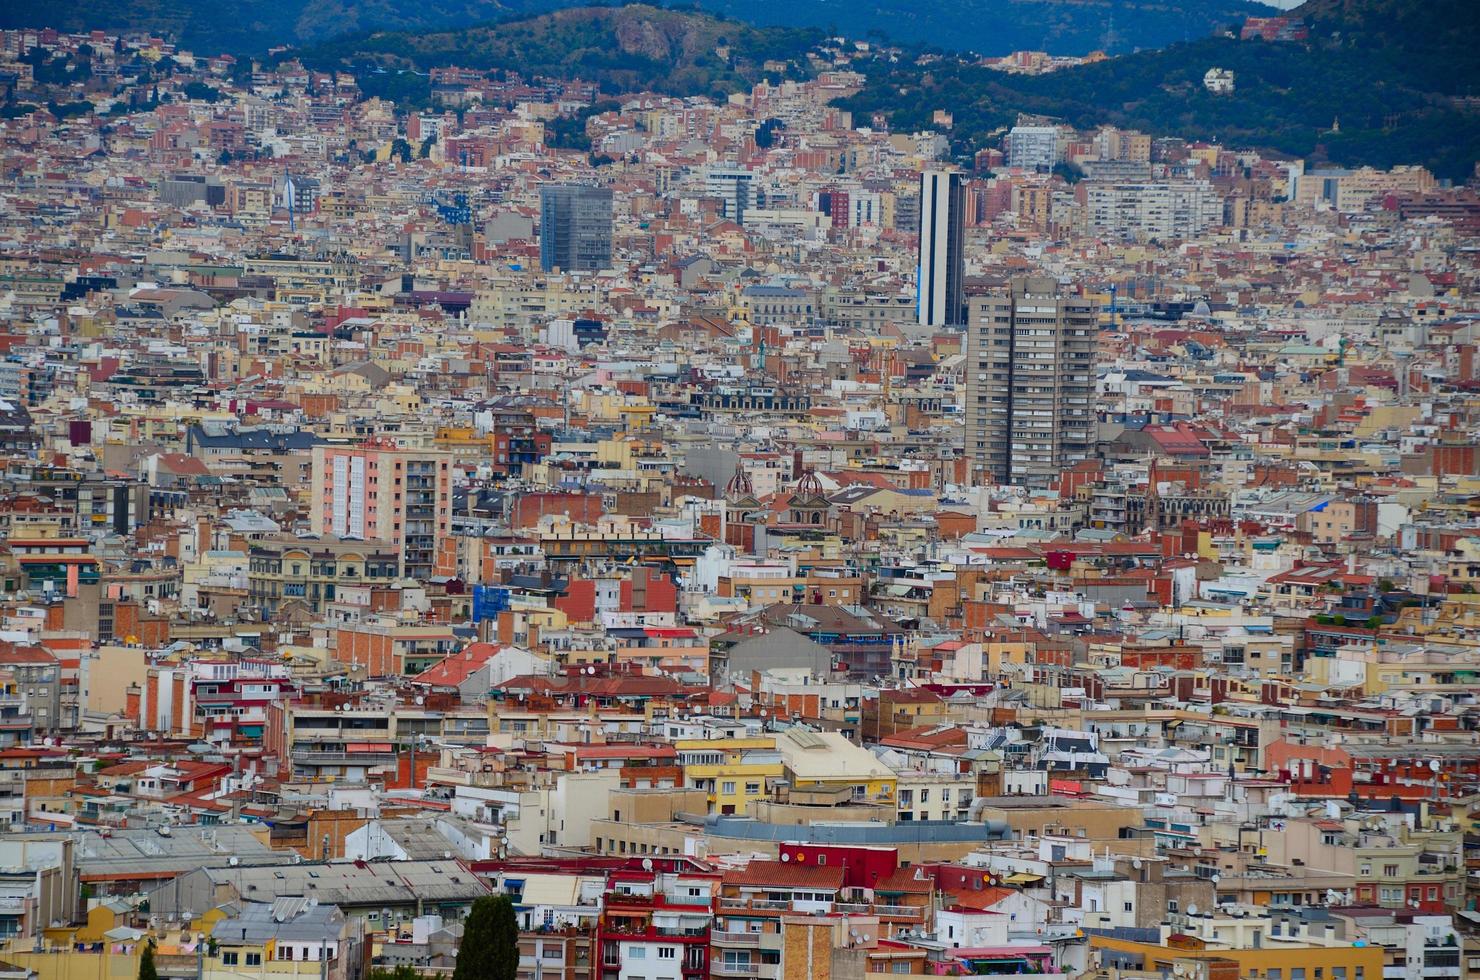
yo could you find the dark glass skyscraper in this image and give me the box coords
[916,169,966,327]
[539,184,614,273]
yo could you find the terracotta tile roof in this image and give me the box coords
[723,860,844,890]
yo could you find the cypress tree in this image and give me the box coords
[455,894,519,980]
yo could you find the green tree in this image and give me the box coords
[138,942,159,980]
[454,895,518,980]
[371,967,425,980]
[182,81,223,103]
[1052,161,1085,184]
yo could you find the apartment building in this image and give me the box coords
[248,534,401,617]
[309,440,454,580]
[539,184,614,273]
[1085,180,1223,240]
[965,277,1096,487]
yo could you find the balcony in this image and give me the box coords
[874,903,926,920]
[714,929,781,953]
[291,748,397,764]
[712,964,762,977]
[718,898,792,912]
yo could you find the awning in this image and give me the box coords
[1005,872,1045,885]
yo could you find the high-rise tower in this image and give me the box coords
[917,169,966,328]
[540,184,614,273]
[965,277,1096,487]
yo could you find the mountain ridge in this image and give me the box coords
[0,0,1273,57]
[297,5,821,101]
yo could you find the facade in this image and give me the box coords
[1085,180,1224,240]
[1007,125,1059,170]
[917,169,967,328]
[309,441,454,580]
[703,166,755,223]
[540,184,614,272]
[965,277,1096,487]
[248,535,401,616]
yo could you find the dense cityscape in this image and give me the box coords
[0,4,1477,980]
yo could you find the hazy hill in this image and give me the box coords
[0,0,1270,57]
[838,0,1480,179]
[0,0,534,56]
[297,5,822,99]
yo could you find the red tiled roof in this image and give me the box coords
[723,860,844,890]
[412,642,503,687]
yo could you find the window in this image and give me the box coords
[246,953,262,966]
[722,781,736,795]
[222,953,239,966]
[1383,864,1399,877]
[629,948,646,960]
[658,948,676,960]
[1124,902,1134,912]
[893,964,912,975]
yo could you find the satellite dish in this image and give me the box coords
[1187,903,1199,916]
[1210,874,1221,884]
[642,858,654,871]
[780,852,790,862]
[1132,858,1142,869]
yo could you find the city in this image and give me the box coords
[0,2,1476,979]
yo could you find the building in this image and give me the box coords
[539,184,614,273]
[1007,125,1059,170]
[309,441,454,580]
[1204,68,1236,93]
[1085,181,1224,241]
[248,535,402,617]
[965,277,1096,487]
[674,735,783,815]
[206,899,362,980]
[917,169,966,328]
[703,166,756,223]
